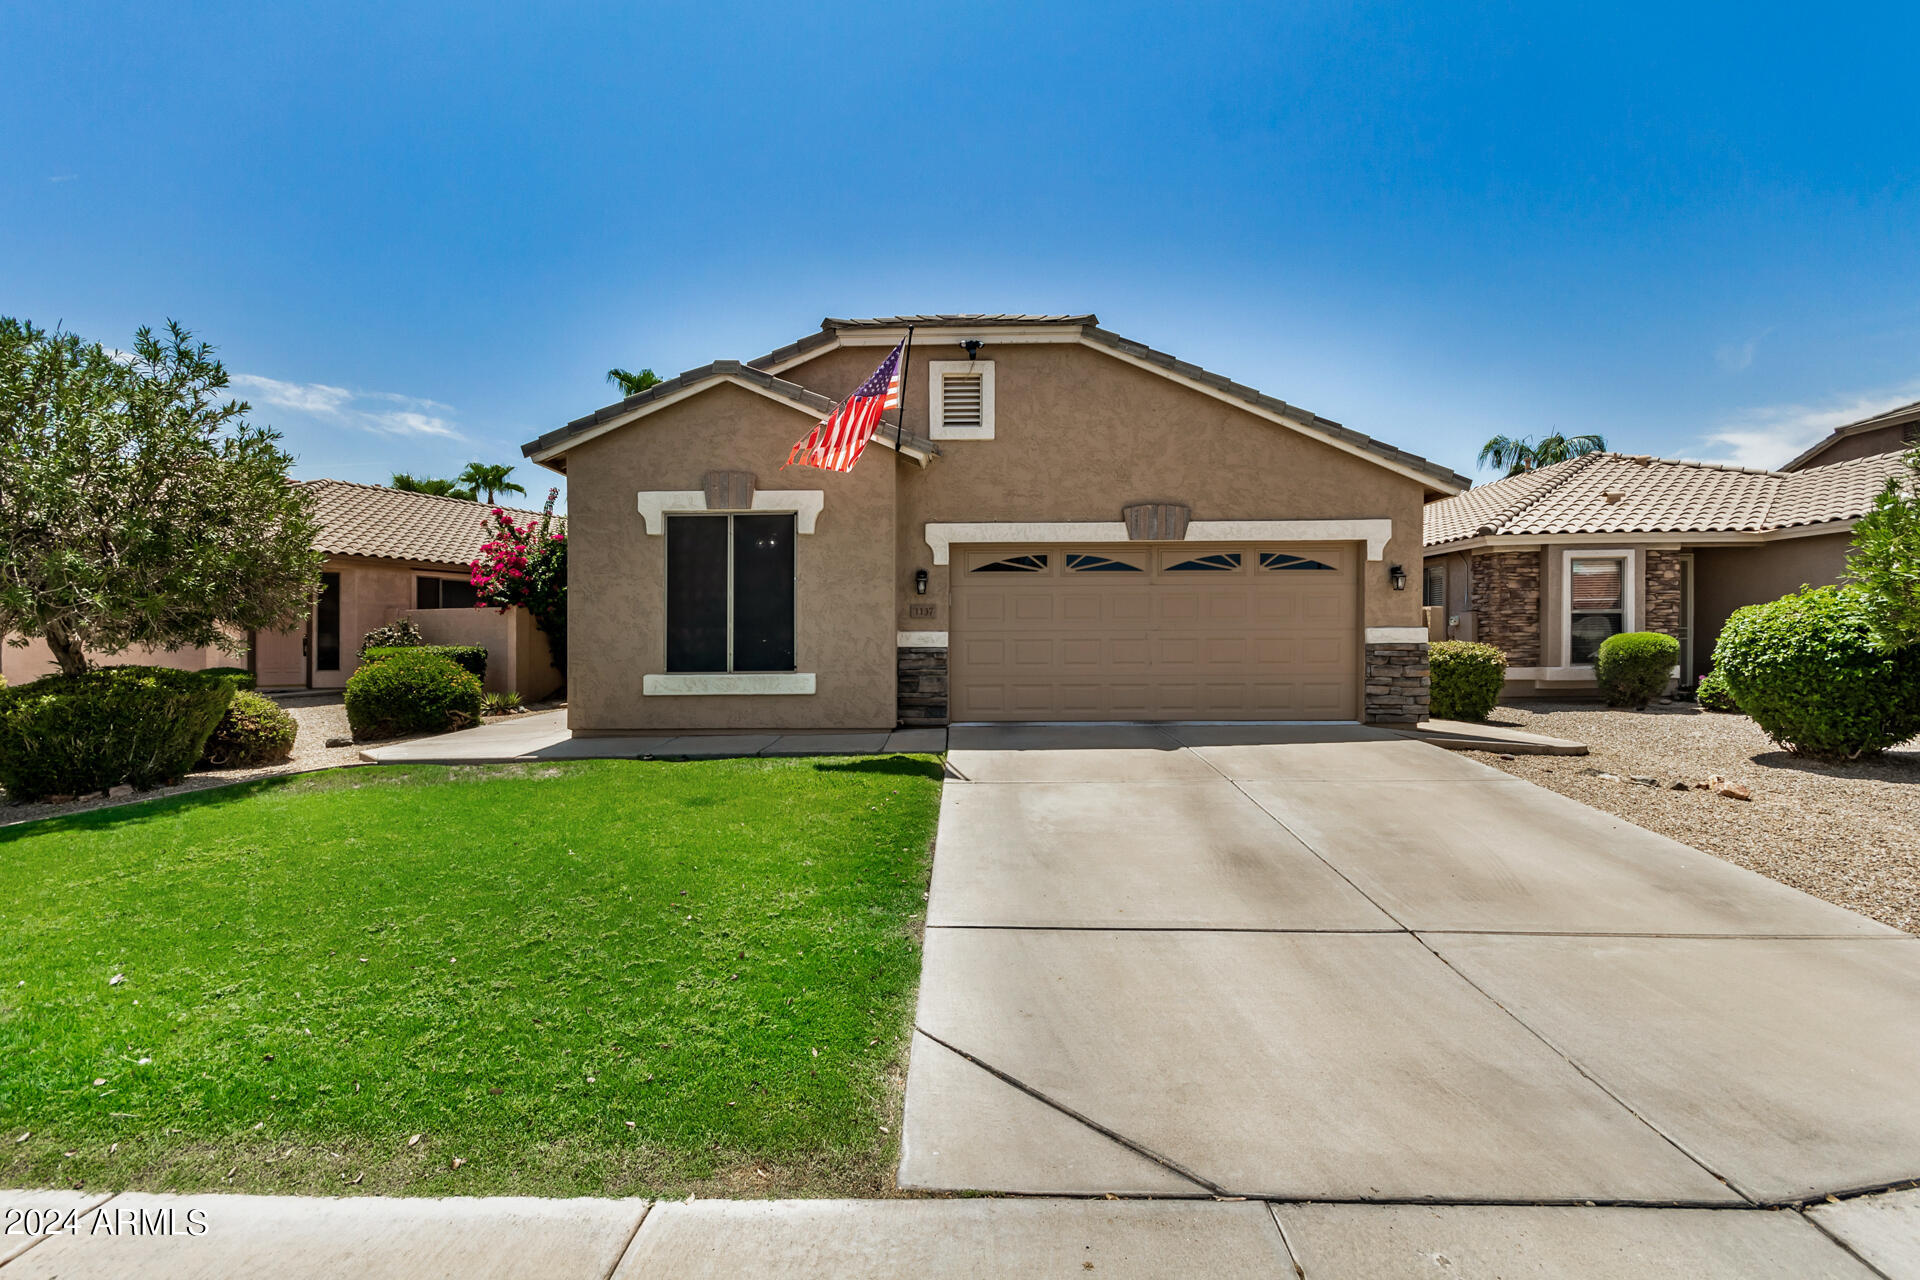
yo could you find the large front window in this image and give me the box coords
[1568,557,1625,664]
[666,513,795,672]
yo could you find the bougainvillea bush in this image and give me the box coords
[471,487,567,673]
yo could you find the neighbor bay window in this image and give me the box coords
[665,513,796,672]
[1568,556,1626,665]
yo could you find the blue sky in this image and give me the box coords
[5,1,1916,505]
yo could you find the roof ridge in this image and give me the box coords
[300,477,547,517]
[1472,452,1605,536]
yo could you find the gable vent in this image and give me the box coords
[941,372,984,431]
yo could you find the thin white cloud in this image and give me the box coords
[229,373,464,440]
[1697,384,1920,469]
[1714,340,1756,373]
[47,174,76,184]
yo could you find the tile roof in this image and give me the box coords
[301,479,551,567]
[522,360,939,465]
[742,315,1471,492]
[1424,451,1910,547]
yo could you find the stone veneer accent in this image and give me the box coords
[1643,550,1684,641]
[897,647,948,727]
[1364,642,1430,725]
[1470,551,1541,666]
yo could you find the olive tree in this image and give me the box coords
[0,318,322,676]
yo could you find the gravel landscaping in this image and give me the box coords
[1482,701,1920,934]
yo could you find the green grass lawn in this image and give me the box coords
[0,755,942,1198]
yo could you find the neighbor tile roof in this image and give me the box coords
[301,479,551,567]
[739,315,1472,492]
[1781,398,1920,471]
[1424,451,1909,547]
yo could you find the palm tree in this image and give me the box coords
[1476,432,1608,477]
[390,472,476,500]
[607,367,662,397]
[456,462,527,504]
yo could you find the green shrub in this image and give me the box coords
[344,651,484,740]
[482,690,523,715]
[1694,668,1740,713]
[0,666,236,801]
[1713,586,1920,759]
[361,644,488,682]
[201,690,298,768]
[357,617,424,658]
[203,665,258,690]
[1595,631,1679,707]
[1428,640,1507,721]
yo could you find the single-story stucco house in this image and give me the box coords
[6,480,560,698]
[522,313,1469,732]
[1421,446,1908,695]
[250,480,561,697]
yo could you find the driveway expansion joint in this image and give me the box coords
[911,1026,1225,1196]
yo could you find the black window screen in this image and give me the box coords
[315,572,341,671]
[665,513,796,673]
[416,577,480,609]
[731,514,795,671]
[667,516,730,671]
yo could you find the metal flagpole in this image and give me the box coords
[892,325,915,448]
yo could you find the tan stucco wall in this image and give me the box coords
[253,557,478,690]
[1785,426,1909,470]
[1692,531,1852,673]
[411,605,562,700]
[1,635,233,685]
[562,382,896,732]
[785,340,1429,635]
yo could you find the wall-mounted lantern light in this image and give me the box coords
[914,568,929,595]
[1389,563,1408,591]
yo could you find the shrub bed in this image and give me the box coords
[361,644,488,682]
[201,690,298,767]
[1713,586,1920,759]
[1428,640,1507,721]
[1595,631,1679,707]
[344,651,484,740]
[203,666,258,690]
[1694,668,1739,713]
[358,617,424,658]
[0,667,236,801]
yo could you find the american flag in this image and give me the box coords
[785,339,905,472]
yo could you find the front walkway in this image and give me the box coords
[904,723,1920,1206]
[358,708,944,763]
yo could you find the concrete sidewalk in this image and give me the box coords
[357,709,945,764]
[4,1189,1912,1277]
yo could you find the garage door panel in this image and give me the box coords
[951,544,1358,722]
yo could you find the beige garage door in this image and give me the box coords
[949,544,1359,722]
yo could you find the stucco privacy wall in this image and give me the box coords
[563,382,896,733]
[410,605,562,701]
[0,635,230,685]
[782,340,1430,637]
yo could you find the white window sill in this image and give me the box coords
[643,673,816,696]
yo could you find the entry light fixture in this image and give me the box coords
[1389,563,1408,591]
[961,339,983,361]
[914,568,929,595]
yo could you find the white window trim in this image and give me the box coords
[643,673,816,696]
[928,360,995,440]
[923,518,1393,564]
[636,490,824,534]
[1560,547,1637,668]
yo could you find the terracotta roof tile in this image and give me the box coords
[301,480,553,567]
[1424,451,1908,546]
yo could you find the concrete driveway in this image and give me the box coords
[902,723,1920,1206]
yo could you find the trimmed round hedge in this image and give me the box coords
[1694,668,1739,713]
[201,689,298,768]
[344,651,484,740]
[361,644,488,682]
[1713,586,1920,759]
[1595,631,1679,707]
[1428,640,1506,721]
[202,666,258,690]
[0,666,237,802]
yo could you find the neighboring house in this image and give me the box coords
[251,480,561,697]
[1780,398,1920,471]
[5,480,561,698]
[521,313,1468,731]
[1422,449,1907,695]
